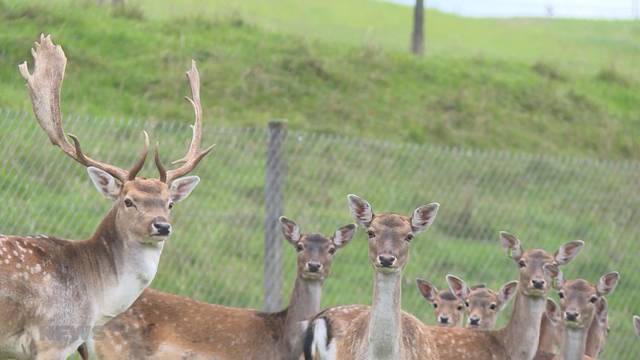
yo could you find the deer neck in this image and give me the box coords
[85,207,164,325]
[537,314,557,353]
[561,326,588,360]
[282,276,323,355]
[500,290,546,360]
[367,271,403,360]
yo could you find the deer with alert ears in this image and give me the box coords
[553,271,619,360]
[304,194,440,360]
[416,278,465,327]
[0,34,213,360]
[90,217,356,359]
[446,274,518,330]
[425,232,583,360]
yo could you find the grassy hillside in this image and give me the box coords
[1,0,639,160]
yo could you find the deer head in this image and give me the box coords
[279,217,356,281]
[446,274,518,329]
[554,271,619,330]
[347,194,439,274]
[18,34,214,245]
[500,231,583,298]
[416,278,464,327]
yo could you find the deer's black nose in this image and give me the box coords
[565,312,580,322]
[153,222,171,236]
[378,255,396,267]
[439,316,449,324]
[469,317,480,326]
[307,262,322,273]
[531,279,545,289]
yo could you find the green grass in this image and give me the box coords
[1,0,640,160]
[0,1,639,358]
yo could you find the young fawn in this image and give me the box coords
[416,279,465,327]
[425,232,583,360]
[1,35,212,359]
[304,194,440,360]
[554,272,619,360]
[446,274,518,330]
[91,217,356,360]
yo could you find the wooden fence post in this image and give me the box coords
[263,121,287,312]
[411,0,425,55]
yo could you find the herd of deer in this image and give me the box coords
[0,34,635,360]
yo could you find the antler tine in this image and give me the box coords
[126,131,150,180]
[164,60,215,183]
[18,34,130,182]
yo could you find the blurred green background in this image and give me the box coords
[0,0,639,358]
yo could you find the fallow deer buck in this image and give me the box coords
[304,194,441,360]
[552,271,619,360]
[415,278,465,327]
[0,34,213,359]
[446,274,518,330]
[424,232,584,360]
[90,216,356,360]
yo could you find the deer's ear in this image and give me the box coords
[446,274,469,300]
[500,231,523,261]
[416,278,438,303]
[411,203,439,234]
[545,298,561,325]
[596,272,620,296]
[554,240,584,265]
[333,224,356,249]
[170,176,200,203]
[497,281,518,308]
[87,167,121,200]
[347,194,373,228]
[634,316,640,337]
[279,216,301,245]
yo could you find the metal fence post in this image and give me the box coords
[263,120,287,312]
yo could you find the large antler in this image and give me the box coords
[155,60,214,183]
[18,34,149,183]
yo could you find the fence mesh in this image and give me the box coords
[1,108,638,358]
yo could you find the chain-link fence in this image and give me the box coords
[1,108,638,358]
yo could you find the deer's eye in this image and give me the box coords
[433,303,438,309]
[457,305,463,311]
[328,247,336,255]
[489,304,497,310]
[558,292,564,299]
[296,243,304,252]
[367,230,375,238]
[518,260,526,268]
[405,234,414,242]
[465,301,470,307]
[168,201,174,209]
[590,296,598,304]
[124,199,134,208]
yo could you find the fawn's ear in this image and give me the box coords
[347,194,373,228]
[333,224,356,249]
[279,216,301,245]
[446,274,469,300]
[416,278,438,303]
[500,231,523,262]
[170,176,201,203]
[497,281,519,309]
[596,272,620,296]
[554,240,584,265]
[595,297,608,322]
[545,298,561,325]
[410,203,440,234]
[634,316,640,337]
[87,167,122,200]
